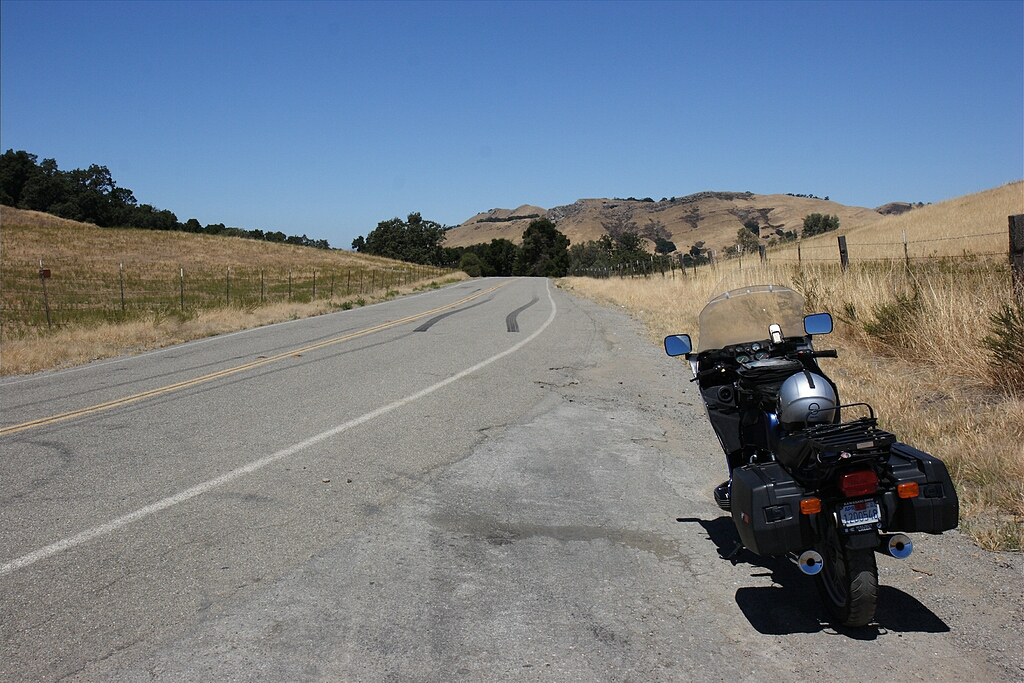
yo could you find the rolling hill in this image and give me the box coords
[443,192,890,255]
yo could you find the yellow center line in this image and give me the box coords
[1,280,513,437]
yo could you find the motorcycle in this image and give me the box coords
[665,277,959,627]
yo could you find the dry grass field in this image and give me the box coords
[1,206,464,374]
[769,182,1022,264]
[561,182,1024,550]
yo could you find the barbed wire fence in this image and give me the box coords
[569,227,1016,282]
[2,260,451,331]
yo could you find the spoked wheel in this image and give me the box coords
[814,519,878,627]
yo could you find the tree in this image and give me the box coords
[613,231,647,263]
[484,238,520,276]
[515,218,570,277]
[0,149,39,205]
[459,252,482,277]
[735,226,760,254]
[568,235,615,273]
[743,219,760,235]
[682,243,710,268]
[18,158,69,212]
[802,213,840,237]
[654,237,676,254]
[357,212,446,264]
[0,148,335,247]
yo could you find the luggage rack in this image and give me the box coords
[797,403,897,462]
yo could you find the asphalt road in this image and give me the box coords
[1,277,1021,682]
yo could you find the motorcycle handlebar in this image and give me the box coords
[690,363,730,382]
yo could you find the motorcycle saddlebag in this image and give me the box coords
[730,462,811,556]
[883,442,959,534]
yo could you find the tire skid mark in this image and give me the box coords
[506,296,539,333]
[414,297,494,332]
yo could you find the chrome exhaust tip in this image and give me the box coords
[791,549,823,575]
[886,533,913,559]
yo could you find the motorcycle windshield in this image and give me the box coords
[697,282,806,352]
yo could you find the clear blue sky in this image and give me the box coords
[2,0,1021,249]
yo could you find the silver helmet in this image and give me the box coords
[777,371,837,428]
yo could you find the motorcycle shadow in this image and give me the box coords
[676,516,950,639]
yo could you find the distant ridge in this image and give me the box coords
[443,192,887,255]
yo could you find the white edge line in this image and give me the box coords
[1,280,555,577]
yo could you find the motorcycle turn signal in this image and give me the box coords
[799,498,822,514]
[897,482,920,498]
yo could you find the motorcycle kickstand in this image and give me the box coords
[725,541,745,564]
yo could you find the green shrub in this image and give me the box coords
[982,299,1024,394]
[863,292,922,348]
[802,213,840,237]
[459,252,482,277]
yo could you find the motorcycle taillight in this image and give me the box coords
[839,469,878,498]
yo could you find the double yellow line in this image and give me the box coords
[1,281,512,437]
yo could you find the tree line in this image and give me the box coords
[0,150,330,249]
[352,214,572,277]
[352,210,696,278]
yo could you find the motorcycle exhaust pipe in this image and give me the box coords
[789,549,823,575]
[883,533,914,559]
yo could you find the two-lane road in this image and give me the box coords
[2,278,1020,681]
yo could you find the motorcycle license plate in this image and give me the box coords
[839,499,880,527]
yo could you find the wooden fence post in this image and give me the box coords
[119,263,126,312]
[837,235,849,272]
[1010,214,1024,302]
[903,230,911,276]
[39,260,52,329]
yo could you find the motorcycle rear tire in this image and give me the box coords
[814,523,878,628]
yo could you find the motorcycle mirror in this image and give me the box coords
[664,334,692,357]
[804,312,833,336]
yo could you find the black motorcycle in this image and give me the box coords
[665,279,959,627]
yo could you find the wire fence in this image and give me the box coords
[570,229,1015,281]
[1,259,451,331]
[768,231,1007,264]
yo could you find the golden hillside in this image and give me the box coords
[769,181,1023,262]
[443,192,886,253]
[1,205,392,273]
